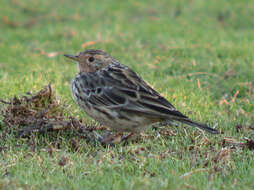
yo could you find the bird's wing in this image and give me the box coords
[72,64,188,119]
[103,64,188,119]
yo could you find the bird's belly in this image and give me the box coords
[76,99,152,132]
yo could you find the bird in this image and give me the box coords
[64,49,218,143]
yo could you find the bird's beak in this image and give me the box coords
[64,54,79,61]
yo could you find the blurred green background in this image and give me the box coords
[0,0,254,189]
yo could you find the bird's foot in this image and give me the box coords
[121,132,135,145]
[95,132,136,146]
[98,132,123,147]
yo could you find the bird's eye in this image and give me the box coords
[88,57,95,62]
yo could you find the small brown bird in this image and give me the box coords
[65,49,218,143]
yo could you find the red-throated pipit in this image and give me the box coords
[65,49,218,143]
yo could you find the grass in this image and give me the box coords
[0,0,254,189]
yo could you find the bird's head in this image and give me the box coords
[64,49,115,73]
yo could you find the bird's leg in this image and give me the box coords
[121,132,137,145]
[122,132,134,141]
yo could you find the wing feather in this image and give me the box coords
[72,64,187,120]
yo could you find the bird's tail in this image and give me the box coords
[177,119,219,134]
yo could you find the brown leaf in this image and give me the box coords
[213,148,232,164]
[248,126,254,131]
[81,41,97,48]
[47,52,59,58]
[2,16,19,28]
[58,156,68,166]
[245,139,254,150]
[223,69,237,78]
[197,79,201,89]
[231,90,239,103]
[235,124,243,133]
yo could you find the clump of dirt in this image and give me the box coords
[0,84,104,139]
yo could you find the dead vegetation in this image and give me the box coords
[0,84,106,143]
